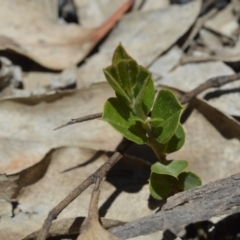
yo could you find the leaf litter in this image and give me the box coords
[0,0,240,239]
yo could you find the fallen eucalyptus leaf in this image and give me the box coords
[77,190,122,240]
[0,82,122,175]
[0,0,131,70]
[23,217,125,240]
[0,147,155,238]
[77,0,201,87]
[75,0,129,28]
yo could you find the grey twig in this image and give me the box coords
[109,172,240,239]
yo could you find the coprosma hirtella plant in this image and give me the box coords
[102,44,201,200]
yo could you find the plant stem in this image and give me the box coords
[147,139,166,163]
[141,122,166,162]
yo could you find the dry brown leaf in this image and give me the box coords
[23,72,58,95]
[197,30,240,63]
[23,65,78,95]
[75,0,128,29]
[200,28,225,50]
[149,46,182,78]
[101,0,201,65]
[23,217,125,240]
[0,149,53,218]
[16,148,153,221]
[34,0,58,21]
[22,217,124,240]
[0,0,132,70]
[0,82,123,175]
[77,0,201,87]
[0,57,22,98]
[0,147,155,239]
[77,189,122,240]
[0,214,42,240]
[139,0,170,11]
[0,174,18,217]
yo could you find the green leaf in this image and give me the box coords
[115,60,139,97]
[134,66,155,115]
[103,67,131,103]
[142,76,155,115]
[160,124,185,154]
[151,160,188,178]
[112,43,133,65]
[102,98,148,144]
[176,171,202,191]
[151,90,183,144]
[149,171,202,200]
[149,173,174,200]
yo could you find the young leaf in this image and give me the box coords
[134,66,155,115]
[151,160,188,178]
[149,173,174,200]
[175,171,202,191]
[112,43,133,65]
[115,59,139,97]
[103,67,130,103]
[151,90,183,144]
[102,98,148,144]
[160,124,185,154]
[142,76,155,115]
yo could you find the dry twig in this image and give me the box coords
[37,141,132,240]
[109,172,240,239]
[54,112,102,130]
[179,72,240,104]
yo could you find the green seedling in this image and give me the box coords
[102,44,201,200]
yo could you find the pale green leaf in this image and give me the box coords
[103,67,130,103]
[116,59,138,97]
[102,98,148,144]
[151,90,183,144]
[134,66,155,115]
[151,160,188,178]
[112,43,133,65]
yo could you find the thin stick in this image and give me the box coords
[179,72,240,104]
[54,112,102,130]
[37,141,132,240]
